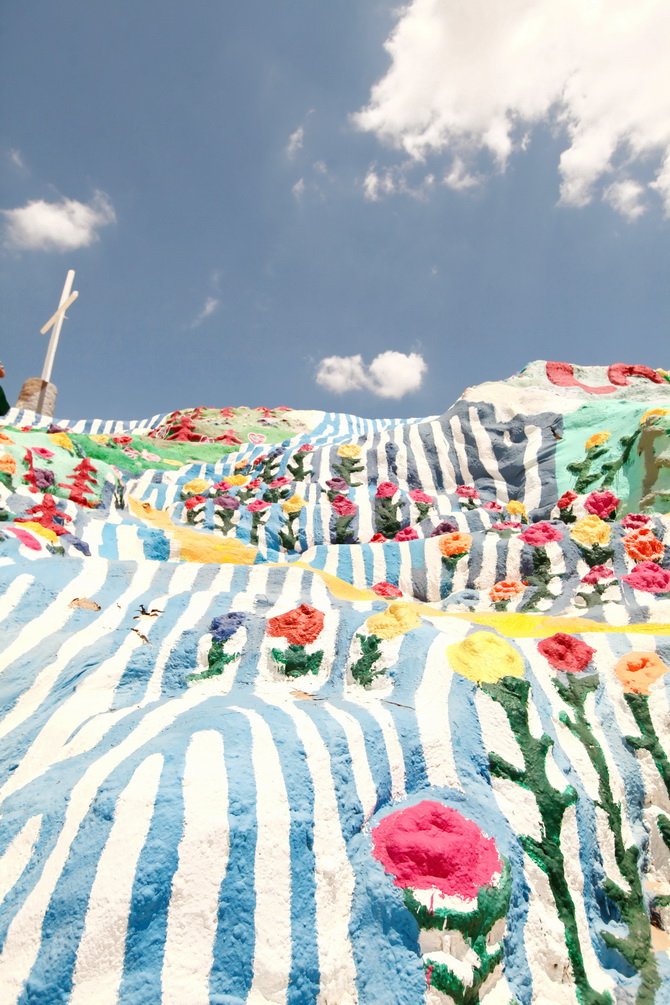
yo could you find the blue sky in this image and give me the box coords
[1,0,668,420]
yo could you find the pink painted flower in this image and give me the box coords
[332,494,357,517]
[372,581,403,598]
[584,490,620,519]
[581,565,615,585]
[370,533,387,543]
[212,480,232,492]
[269,476,291,489]
[395,527,419,542]
[184,495,206,510]
[297,443,314,453]
[247,499,271,513]
[482,501,503,512]
[537,633,596,673]
[372,801,502,901]
[519,522,563,546]
[622,562,670,593]
[32,447,55,459]
[123,447,140,459]
[557,490,578,510]
[491,521,523,532]
[456,485,479,500]
[376,481,398,498]
[622,513,651,530]
[408,489,434,505]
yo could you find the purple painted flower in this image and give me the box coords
[326,477,348,493]
[210,611,247,641]
[431,520,458,537]
[215,495,240,510]
[34,468,54,490]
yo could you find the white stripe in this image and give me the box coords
[469,406,509,503]
[232,709,291,1004]
[69,754,163,1005]
[0,574,34,627]
[359,701,406,801]
[0,815,42,908]
[416,629,466,788]
[0,686,213,1002]
[522,425,543,511]
[322,704,378,822]
[161,731,230,1005]
[449,414,474,486]
[429,419,457,493]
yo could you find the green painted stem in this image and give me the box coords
[555,674,659,1003]
[483,677,611,1005]
[624,692,670,801]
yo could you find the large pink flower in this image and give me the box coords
[332,494,357,517]
[622,513,651,530]
[376,481,398,498]
[456,485,479,500]
[519,522,563,546]
[581,564,615,585]
[408,489,434,505]
[584,491,620,519]
[537,633,595,673]
[372,801,502,901]
[622,562,670,593]
[395,527,419,542]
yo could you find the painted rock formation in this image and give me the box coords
[0,361,669,1004]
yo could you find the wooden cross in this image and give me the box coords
[40,270,79,384]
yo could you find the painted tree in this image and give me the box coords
[58,457,99,507]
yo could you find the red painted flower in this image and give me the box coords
[248,478,261,490]
[184,495,206,510]
[537,633,596,673]
[267,604,325,645]
[376,481,398,498]
[395,527,419,542]
[622,562,670,593]
[297,443,314,453]
[269,476,291,488]
[408,489,434,505]
[372,801,502,901]
[581,564,615,584]
[519,522,563,546]
[584,491,620,519]
[212,480,232,492]
[456,485,479,500]
[622,513,651,530]
[112,435,133,445]
[557,490,578,510]
[247,499,271,513]
[370,533,387,543]
[623,528,664,563]
[332,494,357,517]
[372,581,403,598]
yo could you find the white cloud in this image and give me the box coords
[353,0,670,216]
[604,179,646,220]
[190,296,220,329]
[362,163,435,201]
[9,149,26,169]
[292,178,306,198]
[286,126,304,157]
[315,350,427,398]
[2,191,115,251]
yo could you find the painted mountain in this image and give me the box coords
[0,360,669,1004]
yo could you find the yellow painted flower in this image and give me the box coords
[584,431,610,450]
[570,514,611,548]
[337,443,362,458]
[49,432,73,452]
[366,601,421,640]
[182,477,211,495]
[656,369,668,378]
[282,494,306,514]
[226,474,250,486]
[447,632,524,684]
[640,408,669,425]
[89,434,110,444]
[506,500,527,519]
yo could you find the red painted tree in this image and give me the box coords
[58,457,99,507]
[16,493,73,536]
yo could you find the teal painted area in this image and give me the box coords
[557,402,670,512]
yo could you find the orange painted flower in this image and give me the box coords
[623,528,664,563]
[584,431,610,450]
[0,431,15,445]
[437,532,472,558]
[0,453,16,474]
[613,651,669,695]
[489,579,528,602]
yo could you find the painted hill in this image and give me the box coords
[0,360,668,1004]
